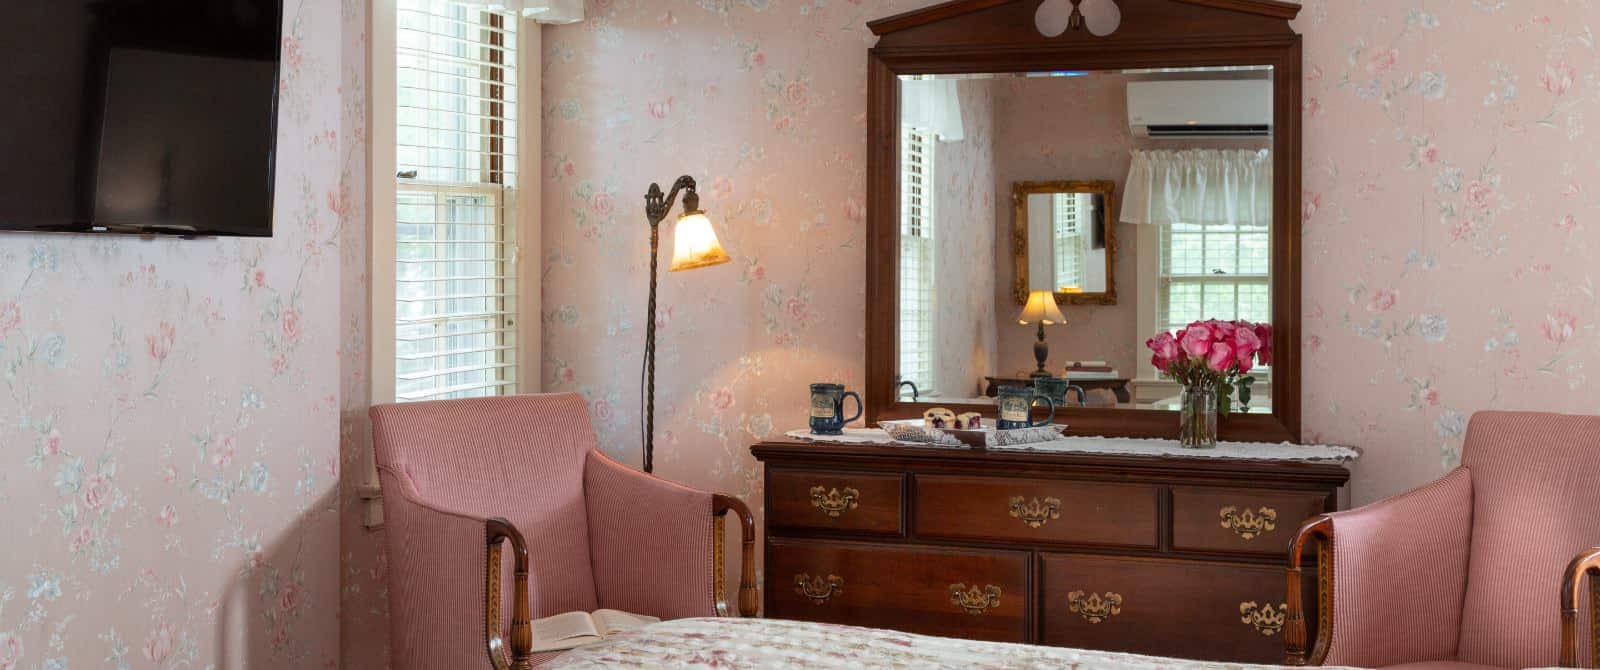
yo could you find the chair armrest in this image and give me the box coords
[1561,547,1600,668]
[713,493,758,617]
[379,468,535,670]
[1285,467,1473,668]
[585,451,759,618]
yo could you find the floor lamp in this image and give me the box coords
[640,176,730,473]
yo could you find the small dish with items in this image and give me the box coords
[879,407,1066,448]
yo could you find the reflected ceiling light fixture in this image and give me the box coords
[1081,0,1123,36]
[1034,0,1073,36]
[1034,0,1122,38]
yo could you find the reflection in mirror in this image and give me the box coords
[1014,181,1115,302]
[894,67,1275,413]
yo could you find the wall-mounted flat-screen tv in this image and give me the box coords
[1,1,283,237]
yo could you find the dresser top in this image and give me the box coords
[755,432,1353,486]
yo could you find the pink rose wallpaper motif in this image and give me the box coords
[535,3,1600,637]
[0,0,362,667]
[6,0,1600,666]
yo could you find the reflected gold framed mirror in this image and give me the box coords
[864,0,1302,442]
[1012,180,1117,306]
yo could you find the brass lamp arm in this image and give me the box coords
[645,175,699,227]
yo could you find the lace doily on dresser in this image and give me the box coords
[782,429,1359,462]
[990,435,1359,462]
[783,428,942,446]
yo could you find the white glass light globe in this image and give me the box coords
[1083,0,1122,37]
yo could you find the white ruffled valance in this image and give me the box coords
[900,78,966,142]
[1120,149,1271,227]
[451,0,583,23]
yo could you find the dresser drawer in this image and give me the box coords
[1040,553,1293,662]
[767,469,904,535]
[766,539,1029,642]
[1171,486,1328,556]
[913,475,1157,548]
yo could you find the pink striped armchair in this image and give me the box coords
[1285,410,1600,669]
[371,393,757,669]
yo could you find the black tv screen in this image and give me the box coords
[1,1,282,237]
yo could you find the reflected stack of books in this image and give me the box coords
[1063,360,1120,380]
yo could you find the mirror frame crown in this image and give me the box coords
[864,0,1303,442]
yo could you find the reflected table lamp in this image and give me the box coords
[1017,289,1066,379]
[640,176,730,473]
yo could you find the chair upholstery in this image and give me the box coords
[372,393,729,669]
[1298,411,1600,669]
[1322,468,1473,667]
[585,450,715,619]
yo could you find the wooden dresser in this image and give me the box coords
[751,439,1350,663]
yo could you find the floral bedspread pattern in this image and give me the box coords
[544,618,1357,670]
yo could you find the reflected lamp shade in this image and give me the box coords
[668,211,731,272]
[1017,290,1067,325]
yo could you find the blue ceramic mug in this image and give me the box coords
[996,385,1055,429]
[1033,377,1087,407]
[809,383,863,435]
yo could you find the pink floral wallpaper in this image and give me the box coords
[1296,1,1600,502]
[0,0,362,666]
[9,0,1600,666]
[539,0,1600,565]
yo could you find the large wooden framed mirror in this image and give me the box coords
[864,0,1302,442]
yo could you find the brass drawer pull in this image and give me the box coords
[1239,601,1287,635]
[1008,495,1062,528]
[1219,505,1278,540]
[810,486,860,518]
[1067,590,1123,623]
[949,583,1002,615]
[794,573,843,604]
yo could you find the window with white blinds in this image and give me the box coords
[899,125,936,398]
[1156,223,1270,333]
[1052,193,1085,291]
[393,0,519,402]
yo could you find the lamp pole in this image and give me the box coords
[640,176,699,474]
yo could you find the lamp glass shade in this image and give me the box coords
[668,211,731,272]
[1017,290,1066,325]
[1082,0,1122,36]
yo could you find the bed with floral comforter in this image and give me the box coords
[543,617,1356,670]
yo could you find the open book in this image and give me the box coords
[531,609,660,653]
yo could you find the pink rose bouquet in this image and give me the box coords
[1146,319,1272,415]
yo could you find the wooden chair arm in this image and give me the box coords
[486,518,534,670]
[713,494,759,617]
[1561,547,1600,668]
[1285,515,1333,666]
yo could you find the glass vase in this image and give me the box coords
[1179,384,1218,449]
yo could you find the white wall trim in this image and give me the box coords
[518,23,542,394]
[368,0,398,409]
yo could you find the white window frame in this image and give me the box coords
[1154,222,1270,334]
[1052,193,1085,291]
[1135,222,1272,398]
[898,124,936,398]
[371,0,540,408]
[364,0,542,525]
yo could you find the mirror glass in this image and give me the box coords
[1014,181,1114,300]
[894,66,1275,412]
